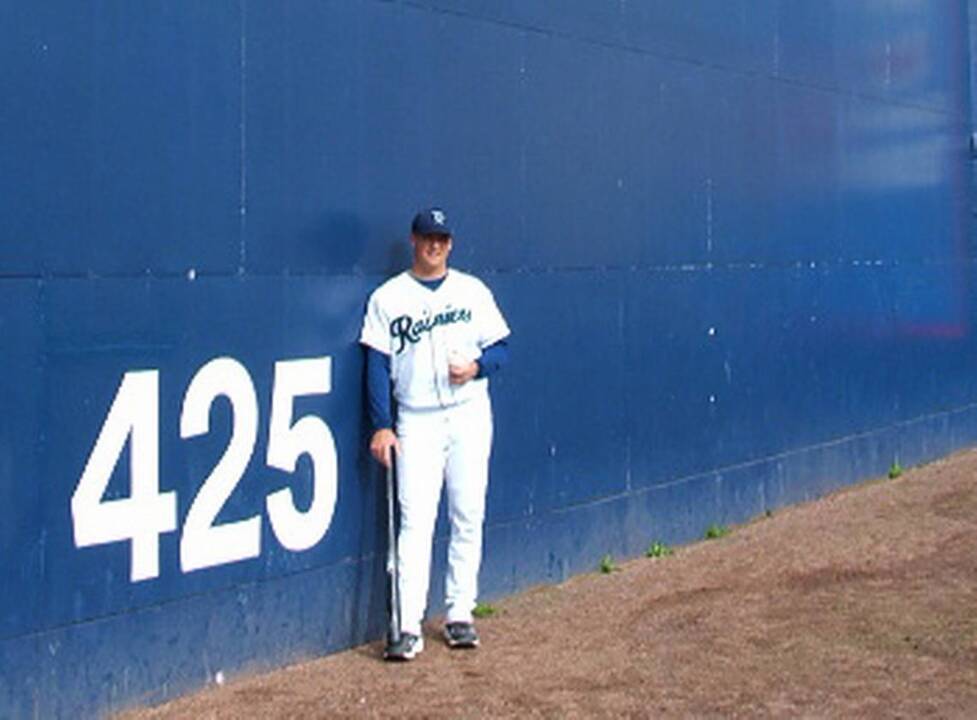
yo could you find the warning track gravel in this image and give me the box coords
[120,448,977,718]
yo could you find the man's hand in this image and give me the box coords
[449,360,479,385]
[370,428,401,468]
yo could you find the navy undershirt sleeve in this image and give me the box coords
[476,338,509,379]
[366,347,393,431]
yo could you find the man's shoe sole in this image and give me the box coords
[383,651,418,661]
[384,636,423,661]
[443,628,479,649]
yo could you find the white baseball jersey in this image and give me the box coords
[360,269,510,412]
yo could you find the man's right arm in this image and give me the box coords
[366,347,393,430]
[365,347,399,467]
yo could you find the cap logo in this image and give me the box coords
[431,210,446,225]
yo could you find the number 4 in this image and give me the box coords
[71,371,177,582]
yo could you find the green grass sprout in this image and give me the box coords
[473,602,497,619]
[599,554,620,574]
[645,541,674,558]
[704,524,730,540]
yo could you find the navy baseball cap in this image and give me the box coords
[411,207,452,236]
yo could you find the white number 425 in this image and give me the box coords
[71,356,338,582]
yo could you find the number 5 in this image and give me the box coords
[266,358,338,550]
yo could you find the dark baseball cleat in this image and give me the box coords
[384,632,424,661]
[443,622,480,649]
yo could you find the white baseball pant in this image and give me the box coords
[395,392,493,636]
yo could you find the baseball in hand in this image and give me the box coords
[448,350,478,385]
[448,349,467,371]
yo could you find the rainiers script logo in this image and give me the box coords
[390,309,472,354]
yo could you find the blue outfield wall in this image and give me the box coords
[2,1,976,716]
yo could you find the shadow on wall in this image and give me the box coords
[300,211,410,276]
[348,430,390,645]
[385,236,411,277]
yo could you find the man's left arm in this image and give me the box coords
[450,280,511,385]
[475,338,509,378]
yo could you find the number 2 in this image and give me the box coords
[180,357,261,573]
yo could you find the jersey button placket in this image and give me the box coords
[426,307,448,409]
[442,412,452,455]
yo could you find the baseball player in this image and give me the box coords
[360,207,510,661]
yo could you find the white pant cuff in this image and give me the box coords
[446,609,473,624]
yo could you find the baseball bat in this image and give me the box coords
[385,452,401,645]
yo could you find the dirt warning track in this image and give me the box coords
[121,449,977,718]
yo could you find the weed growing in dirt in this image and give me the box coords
[473,602,497,619]
[645,542,673,558]
[599,554,620,574]
[889,461,903,479]
[704,524,730,540]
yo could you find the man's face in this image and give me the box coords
[411,233,452,272]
